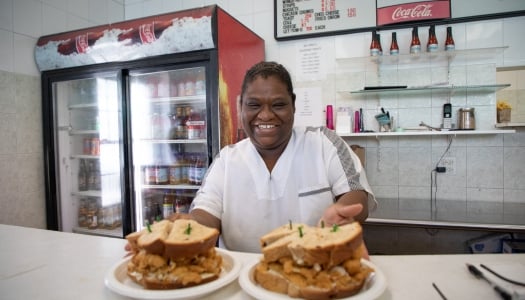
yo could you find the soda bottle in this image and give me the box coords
[57,31,105,55]
[390,32,399,55]
[410,26,421,54]
[117,20,174,45]
[445,26,455,51]
[427,25,438,52]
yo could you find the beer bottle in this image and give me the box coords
[162,192,174,219]
[369,31,381,57]
[390,32,399,55]
[445,26,455,51]
[410,26,421,54]
[427,25,438,52]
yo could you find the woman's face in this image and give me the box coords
[241,75,295,152]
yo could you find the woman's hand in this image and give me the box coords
[320,202,363,227]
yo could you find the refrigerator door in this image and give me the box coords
[53,74,125,237]
[129,66,208,229]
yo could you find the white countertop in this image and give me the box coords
[1,224,523,300]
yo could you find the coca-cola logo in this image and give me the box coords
[392,4,433,21]
[75,34,89,53]
[139,23,156,43]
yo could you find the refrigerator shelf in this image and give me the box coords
[72,226,122,238]
[69,103,98,110]
[70,129,98,135]
[141,184,200,190]
[149,95,206,105]
[71,154,99,159]
[139,139,207,144]
[72,191,121,199]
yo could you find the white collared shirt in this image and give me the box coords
[191,126,376,253]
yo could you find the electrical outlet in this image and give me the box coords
[439,157,456,175]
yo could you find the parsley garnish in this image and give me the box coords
[146,221,152,233]
[331,224,339,232]
[184,223,192,235]
[298,226,304,238]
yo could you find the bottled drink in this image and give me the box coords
[117,20,173,45]
[78,159,88,191]
[427,25,438,52]
[369,31,381,57]
[410,26,421,54]
[186,107,205,139]
[390,32,399,55]
[445,26,455,51]
[195,69,205,95]
[162,192,174,219]
[169,106,185,139]
[377,33,383,55]
[57,31,105,55]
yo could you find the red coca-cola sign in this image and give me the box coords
[377,0,450,26]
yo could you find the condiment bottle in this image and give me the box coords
[369,31,381,57]
[390,32,399,55]
[410,26,421,54]
[445,26,455,51]
[427,25,438,52]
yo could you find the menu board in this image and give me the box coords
[275,0,525,41]
[275,0,376,40]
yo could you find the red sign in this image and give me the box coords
[377,1,450,26]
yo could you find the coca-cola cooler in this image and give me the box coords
[36,5,264,238]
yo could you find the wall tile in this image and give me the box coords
[13,0,42,38]
[89,0,109,25]
[108,0,125,24]
[13,34,39,76]
[504,147,525,189]
[0,31,14,73]
[0,0,13,31]
[466,146,503,188]
[42,4,67,36]
[68,0,90,19]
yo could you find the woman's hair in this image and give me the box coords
[240,61,296,103]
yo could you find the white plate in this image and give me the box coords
[104,248,242,300]
[239,258,387,300]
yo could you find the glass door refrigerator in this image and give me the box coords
[38,5,264,237]
[42,70,128,237]
[128,65,211,229]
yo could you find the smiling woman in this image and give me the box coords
[169,61,377,253]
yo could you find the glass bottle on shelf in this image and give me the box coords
[390,32,399,55]
[162,192,174,219]
[169,106,185,140]
[426,25,438,52]
[369,31,381,57]
[410,26,421,54]
[445,26,455,51]
[78,159,88,191]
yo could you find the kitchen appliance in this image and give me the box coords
[457,107,476,130]
[442,103,452,130]
[36,5,264,237]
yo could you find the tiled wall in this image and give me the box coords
[1,0,524,254]
[0,0,124,228]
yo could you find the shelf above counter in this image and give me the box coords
[342,83,511,96]
[495,122,525,128]
[336,46,509,66]
[338,129,516,137]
